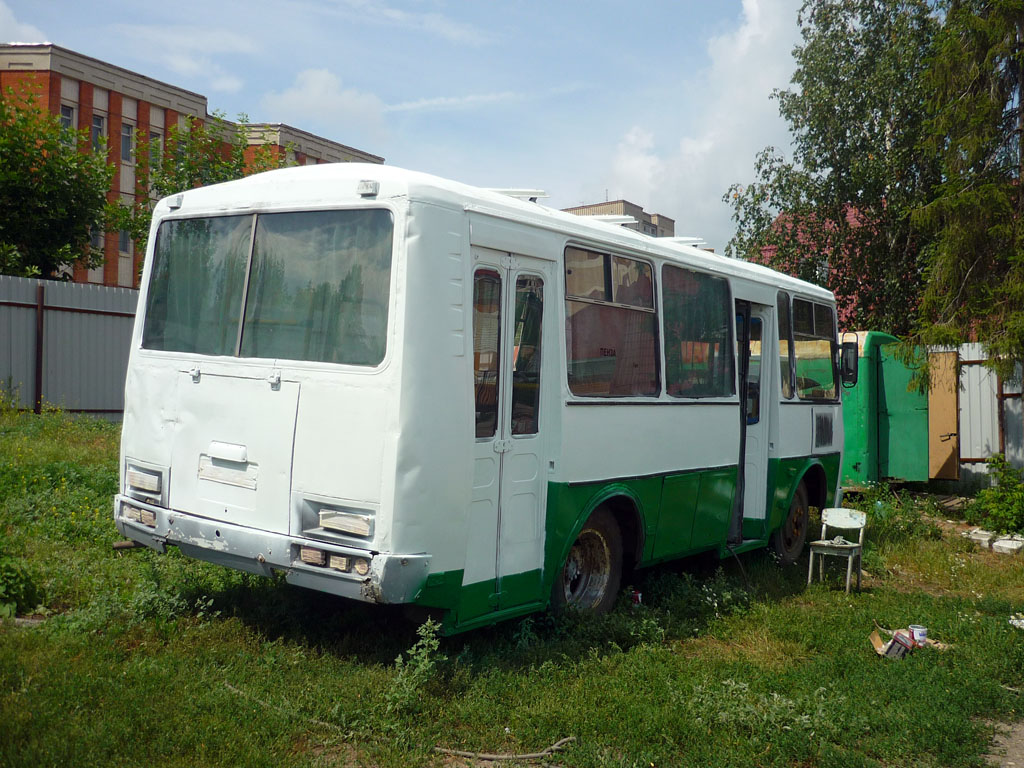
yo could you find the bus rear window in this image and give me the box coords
[142,209,394,366]
[141,215,252,356]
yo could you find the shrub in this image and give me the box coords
[966,455,1024,534]
[859,483,941,546]
[0,557,42,617]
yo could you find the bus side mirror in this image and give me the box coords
[839,340,858,388]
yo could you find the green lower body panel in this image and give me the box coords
[417,454,841,634]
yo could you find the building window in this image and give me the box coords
[118,230,131,254]
[90,225,104,251]
[91,115,105,151]
[121,124,134,163]
[148,131,162,170]
[59,105,76,147]
[60,104,75,131]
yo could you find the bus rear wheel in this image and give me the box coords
[772,482,809,565]
[551,508,622,614]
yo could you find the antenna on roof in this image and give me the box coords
[487,188,549,203]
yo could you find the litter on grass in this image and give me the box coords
[869,620,950,659]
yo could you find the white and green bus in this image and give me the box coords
[115,164,855,633]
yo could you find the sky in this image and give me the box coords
[1,0,803,251]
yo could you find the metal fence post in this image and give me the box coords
[34,282,44,414]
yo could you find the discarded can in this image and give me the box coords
[631,589,642,607]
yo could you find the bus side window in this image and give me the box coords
[565,247,659,397]
[777,292,794,399]
[473,270,502,438]
[511,276,543,435]
[746,317,762,424]
[662,265,734,398]
[792,298,838,400]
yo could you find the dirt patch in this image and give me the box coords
[987,719,1024,767]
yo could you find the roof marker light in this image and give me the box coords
[167,194,183,210]
[357,180,380,197]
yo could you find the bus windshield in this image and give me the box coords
[141,208,394,366]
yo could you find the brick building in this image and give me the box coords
[562,199,675,238]
[0,43,383,288]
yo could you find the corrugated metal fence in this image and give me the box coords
[0,275,138,416]
[958,342,1024,470]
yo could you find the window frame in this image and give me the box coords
[790,296,839,403]
[777,291,795,400]
[660,262,736,400]
[140,205,398,370]
[91,114,105,152]
[118,230,132,255]
[563,244,661,399]
[121,123,135,164]
[59,104,75,133]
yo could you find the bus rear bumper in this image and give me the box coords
[114,495,430,604]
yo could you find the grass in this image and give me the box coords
[1,407,1022,767]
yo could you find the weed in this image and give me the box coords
[966,454,1024,534]
[381,618,446,717]
[0,558,42,617]
[689,679,842,740]
[853,483,942,547]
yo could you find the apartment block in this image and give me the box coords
[0,43,383,288]
[563,200,675,238]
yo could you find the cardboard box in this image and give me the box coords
[870,629,913,658]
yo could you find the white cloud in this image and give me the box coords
[386,83,587,114]
[307,0,491,45]
[261,68,385,133]
[386,91,522,113]
[112,24,258,93]
[0,1,45,43]
[599,0,801,250]
[609,127,661,207]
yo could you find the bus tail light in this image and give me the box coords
[319,508,373,538]
[126,466,162,497]
[300,546,326,566]
[122,502,156,528]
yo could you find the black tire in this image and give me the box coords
[551,508,622,614]
[772,482,809,564]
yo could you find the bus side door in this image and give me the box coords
[466,249,550,619]
[736,301,773,529]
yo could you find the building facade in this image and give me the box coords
[562,200,675,238]
[0,43,383,288]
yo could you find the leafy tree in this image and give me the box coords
[912,0,1024,375]
[725,0,940,335]
[114,112,289,251]
[0,88,113,278]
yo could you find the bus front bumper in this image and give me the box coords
[114,495,431,605]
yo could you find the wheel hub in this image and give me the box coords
[561,528,611,608]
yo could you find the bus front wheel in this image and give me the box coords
[551,508,622,614]
[772,482,809,565]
